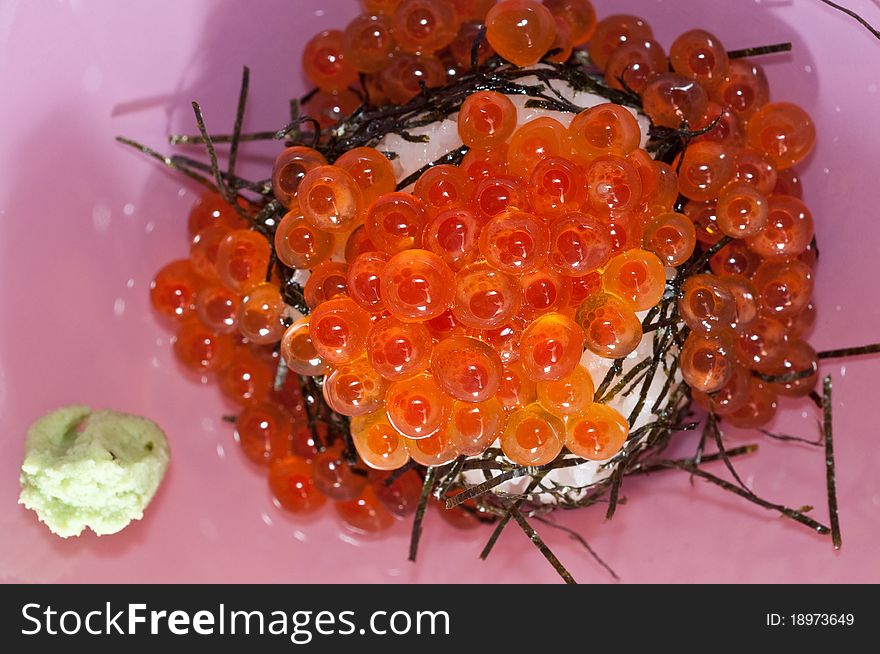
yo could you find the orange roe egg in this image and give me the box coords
[458,91,518,148]
[312,444,367,501]
[150,259,203,322]
[446,398,507,456]
[565,403,629,460]
[272,146,328,208]
[648,161,681,212]
[519,268,572,318]
[588,14,653,71]
[716,182,769,238]
[576,291,642,358]
[365,192,429,254]
[733,148,777,196]
[406,428,459,466]
[679,273,737,335]
[347,251,390,312]
[601,249,666,312]
[195,284,239,334]
[374,468,423,516]
[486,0,557,67]
[669,29,729,86]
[584,154,642,213]
[470,175,528,222]
[733,315,787,372]
[188,192,242,237]
[274,212,334,269]
[787,300,816,338]
[173,317,234,374]
[569,271,602,309]
[723,274,759,329]
[236,401,294,465]
[479,209,550,275]
[641,73,709,129]
[547,212,613,275]
[500,404,564,465]
[724,378,777,429]
[746,102,816,170]
[381,53,447,104]
[453,260,522,329]
[537,365,595,416]
[680,332,734,393]
[691,102,743,148]
[544,0,597,45]
[424,308,463,341]
[449,21,496,67]
[569,103,641,159]
[342,13,396,73]
[302,29,358,92]
[507,116,569,181]
[363,0,402,13]
[323,357,389,417]
[345,224,379,262]
[351,411,411,470]
[677,141,736,202]
[391,0,459,54]
[519,312,584,381]
[460,145,510,182]
[414,164,470,216]
[604,38,667,93]
[751,259,814,319]
[190,223,231,281]
[603,210,645,254]
[480,316,526,364]
[642,212,697,266]
[281,316,329,376]
[385,371,452,438]
[304,260,349,309]
[367,315,433,381]
[745,195,814,259]
[692,364,751,416]
[308,296,372,364]
[709,238,761,278]
[528,157,588,218]
[304,89,361,130]
[547,16,574,63]
[237,283,286,345]
[381,248,455,321]
[764,339,818,398]
[774,167,803,198]
[497,361,538,412]
[219,347,274,405]
[424,207,481,270]
[335,485,395,533]
[269,456,326,513]
[335,147,397,206]
[215,229,272,293]
[298,165,363,233]
[431,336,503,402]
[711,59,769,120]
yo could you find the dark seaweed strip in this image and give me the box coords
[817,0,880,40]
[169,130,278,145]
[598,358,652,403]
[706,411,751,492]
[435,456,468,498]
[633,444,759,475]
[408,467,436,563]
[115,137,219,193]
[382,459,418,486]
[604,466,624,520]
[479,474,546,560]
[169,155,272,194]
[191,102,239,212]
[227,66,250,185]
[754,365,817,384]
[759,428,822,447]
[822,375,842,549]
[509,507,577,585]
[727,43,792,58]
[532,515,620,581]
[658,460,830,534]
[395,145,470,191]
[817,343,880,359]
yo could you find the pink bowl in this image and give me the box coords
[1,0,879,583]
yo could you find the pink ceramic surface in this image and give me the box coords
[1,0,878,584]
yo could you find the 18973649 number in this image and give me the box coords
[766,614,855,626]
